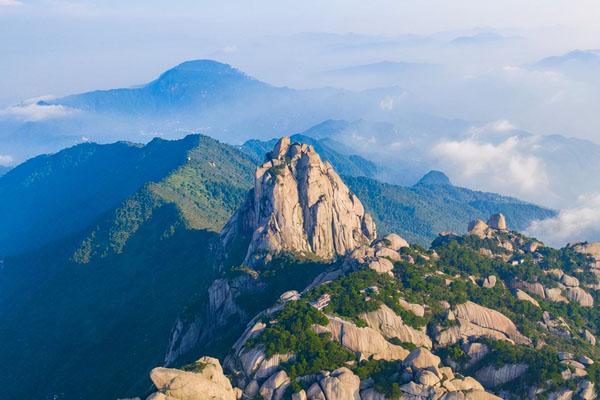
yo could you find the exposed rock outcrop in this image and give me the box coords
[221,137,376,266]
[314,315,410,360]
[487,213,507,230]
[436,301,531,346]
[319,367,361,400]
[361,304,432,348]
[148,357,239,400]
[474,363,529,387]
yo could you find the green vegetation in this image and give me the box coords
[306,269,427,329]
[233,254,332,318]
[353,359,403,399]
[181,359,208,373]
[468,340,563,389]
[345,175,555,247]
[249,301,354,378]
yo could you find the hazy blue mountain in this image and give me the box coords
[416,169,452,185]
[0,59,459,166]
[530,49,600,86]
[0,166,10,176]
[448,32,511,45]
[54,60,273,114]
[533,49,600,69]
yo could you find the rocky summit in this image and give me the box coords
[222,137,376,266]
[135,142,600,400]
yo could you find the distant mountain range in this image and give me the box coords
[0,60,420,164]
[2,59,600,216]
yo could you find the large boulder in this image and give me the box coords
[149,357,238,400]
[487,213,507,230]
[565,287,594,307]
[314,315,409,360]
[515,289,540,307]
[221,137,377,266]
[259,370,290,400]
[319,368,361,400]
[468,219,489,239]
[436,301,531,346]
[368,258,394,276]
[403,347,441,370]
[360,304,432,348]
[378,233,409,251]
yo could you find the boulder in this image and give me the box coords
[398,298,426,317]
[375,247,402,262]
[450,377,485,392]
[418,369,441,386]
[573,242,600,263]
[565,287,594,307]
[368,258,394,276]
[584,330,597,346]
[577,380,596,400]
[515,289,540,307]
[150,357,237,400]
[482,276,497,289]
[314,316,409,361]
[561,274,580,288]
[514,281,546,299]
[360,304,432,348]
[359,388,387,400]
[318,367,361,400]
[545,287,569,303]
[468,219,489,239]
[487,213,507,230]
[259,370,290,400]
[291,390,307,400]
[403,347,441,370]
[380,233,409,251]
[436,301,531,346]
[306,382,326,400]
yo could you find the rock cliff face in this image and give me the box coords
[222,137,376,266]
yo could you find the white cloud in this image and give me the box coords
[526,193,600,247]
[431,136,551,200]
[0,0,22,6]
[0,96,78,121]
[0,155,13,166]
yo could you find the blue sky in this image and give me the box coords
[1,0,600,106]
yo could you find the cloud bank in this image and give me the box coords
[526,193,600,247]
[0,97,78,121]
[0,155,13,166]
[431,135,550,203]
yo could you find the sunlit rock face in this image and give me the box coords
[222,136,376,266]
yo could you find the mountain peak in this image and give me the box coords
[155,60,253,82]
[222,136,376,266]
[169,59,240,74]
[416,170,451,186]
